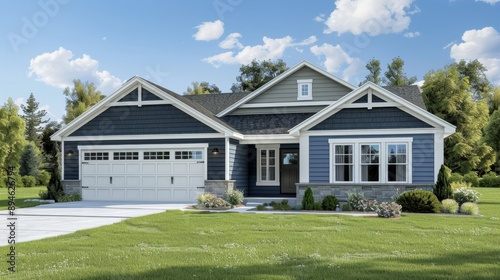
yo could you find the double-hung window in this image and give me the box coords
[297,79,313,100]
[256,145,279,186]
[330,139,411,184]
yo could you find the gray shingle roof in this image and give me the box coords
[221,113,314,134]
[184,92,250,114]
[382,85,426,110]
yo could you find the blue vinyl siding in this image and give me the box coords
[119,89,138,101]
[229,139,248,194]
[142,88,162,101]
[69,105,216,136]
[311,107,432,130]
[353,94,368,103]
[63,138,225,180]
[309,134,435,184]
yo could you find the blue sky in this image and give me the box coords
[1,0,499,122]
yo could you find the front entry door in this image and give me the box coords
[280,149,299,194]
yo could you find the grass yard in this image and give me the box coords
[0,186,47,210]
[1,188,499,279]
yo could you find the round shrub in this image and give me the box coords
[321,195,339,211]
[463,172,480,188]
[441,199,459,214]
[395,190,441,213]
[302,187,315,210]
[341,204,350,211]
[22,175,36,188]
[223,188,244,206]
[376,202,402,218]
[37,170,51,186]
[459,202,479,215]
[313,201,323,210]
[453,187,480,205]
[449,173,463,183]
[479,174,500,188]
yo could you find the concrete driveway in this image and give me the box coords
[0,201,190,246]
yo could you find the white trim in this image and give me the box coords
[328,138,413,184]
[256,144,280,186]
[289,82,456,137]
[78,143,209,151]
[61,141,65,180]
[217,61,356,117]
[344,102,398,109]
[61,133,224,142]
[299,134,309,183]
[239,134,298,145]
[297,79,313,101]
[138,83,142,105]
[225,137,230,181]
[434,131,444,182]
[302,128,441,137]
[109,100,170,107]
[240,101,333,108]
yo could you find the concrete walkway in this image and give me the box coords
[0,201,190,246]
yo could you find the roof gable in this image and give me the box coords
[289,82,455,136]
[217,61,356,117]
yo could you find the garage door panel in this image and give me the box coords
[82,176,96,186]
[157,163,171,173]
[142,189,156,200]
[189,176,204,187]
[126,189,141,200]
[97,164,111,174]
[127,176,140,186]
[82,188,96,200]
[112,164,126,173]
[173,189,189,201]
[174,176,188,186]
[127,164,140,173]
[142,164,157,174]
[157,176,170,186]
[113,176,126,186]
[97,189,110,200]
[173,163,188,174]
[82,164,96,174]
[142,176,156,187]
[97,176,110,186]
[111,189,126,200]
[189,163,204,174]
[157,189,171,200]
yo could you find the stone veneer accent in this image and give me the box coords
[296,183,432,204]
[62,180,82,195]
[204,180,235,196]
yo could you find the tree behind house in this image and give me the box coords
[21,93,49,144]
[384,57,417,86]
[232,59,288,92]
[0,98,26,171]
[19,142,40,177]
[63,80,105,124]
[184,81,221,95]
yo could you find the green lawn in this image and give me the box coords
[1,188,499,279]
[0,186,47,210]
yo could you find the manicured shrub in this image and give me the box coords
[479,174,500,188]
[459,202,479,215]
[395,190,441,213]
[453,188,480,205]
[223,188,244,206]
[321,195,339,211]
[313,202,323,210]
[196,192,229,208]
[37,170,51,186]
[22,175,37,188]
[463,172,480,188]
[376,202,402,218]
[449,173,464,183]
[450,181,472,191]
[14,174,24,188]
[270,200,292,211]
[359,199,378,212]
[302,187,315,210]
[347,191,365,211]
[57,193,82,202]
[39,190,50,200]
[256,204,265,211]
[341,204,350,211]
[433,164,452,201]
[441,199,459,214]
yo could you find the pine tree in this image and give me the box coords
[21,93,48,144]
[384,57,417,86]
[19,143,40,177]
[433,164,452,201]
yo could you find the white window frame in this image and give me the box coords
[329,138,413,184]
[256,144,280,186]
[387,143,409,182]
[297,79,313,100]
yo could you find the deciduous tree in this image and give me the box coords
[184,81,221,95]
[233,59,288,92]
[360,58,383,85]
[63,80,105,123]
[384,57,417,86]
[0,98,26,171]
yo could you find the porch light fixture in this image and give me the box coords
[66,149,75,157]
[211,148,219,155]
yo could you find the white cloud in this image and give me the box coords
[219,33,244,49]
[203,35,317,67]
[310,43,363,81]
[450,26,500,85]
[193,20,224,41]
[476,0,500,4]
[314,13,325,22]
[27,47,122,94]
[324,0,415,36]
[404,31,420,38]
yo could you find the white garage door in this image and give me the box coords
[81,148,206,202]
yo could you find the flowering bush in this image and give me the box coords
[453,188,480,205]
[459,202,479,215]
[197,193,230,209]
[223,188,244,206]
[347,191,365,211]
[441,199,459,214]
[376,202,402,218]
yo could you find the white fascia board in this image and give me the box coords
[239,134,299,144]
[217,60,356,117]
[51,77,142,141]
[302,128,441,137]
[61,133,224,142]
[78,143,209,151]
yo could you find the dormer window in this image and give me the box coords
[297,79,313,100]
